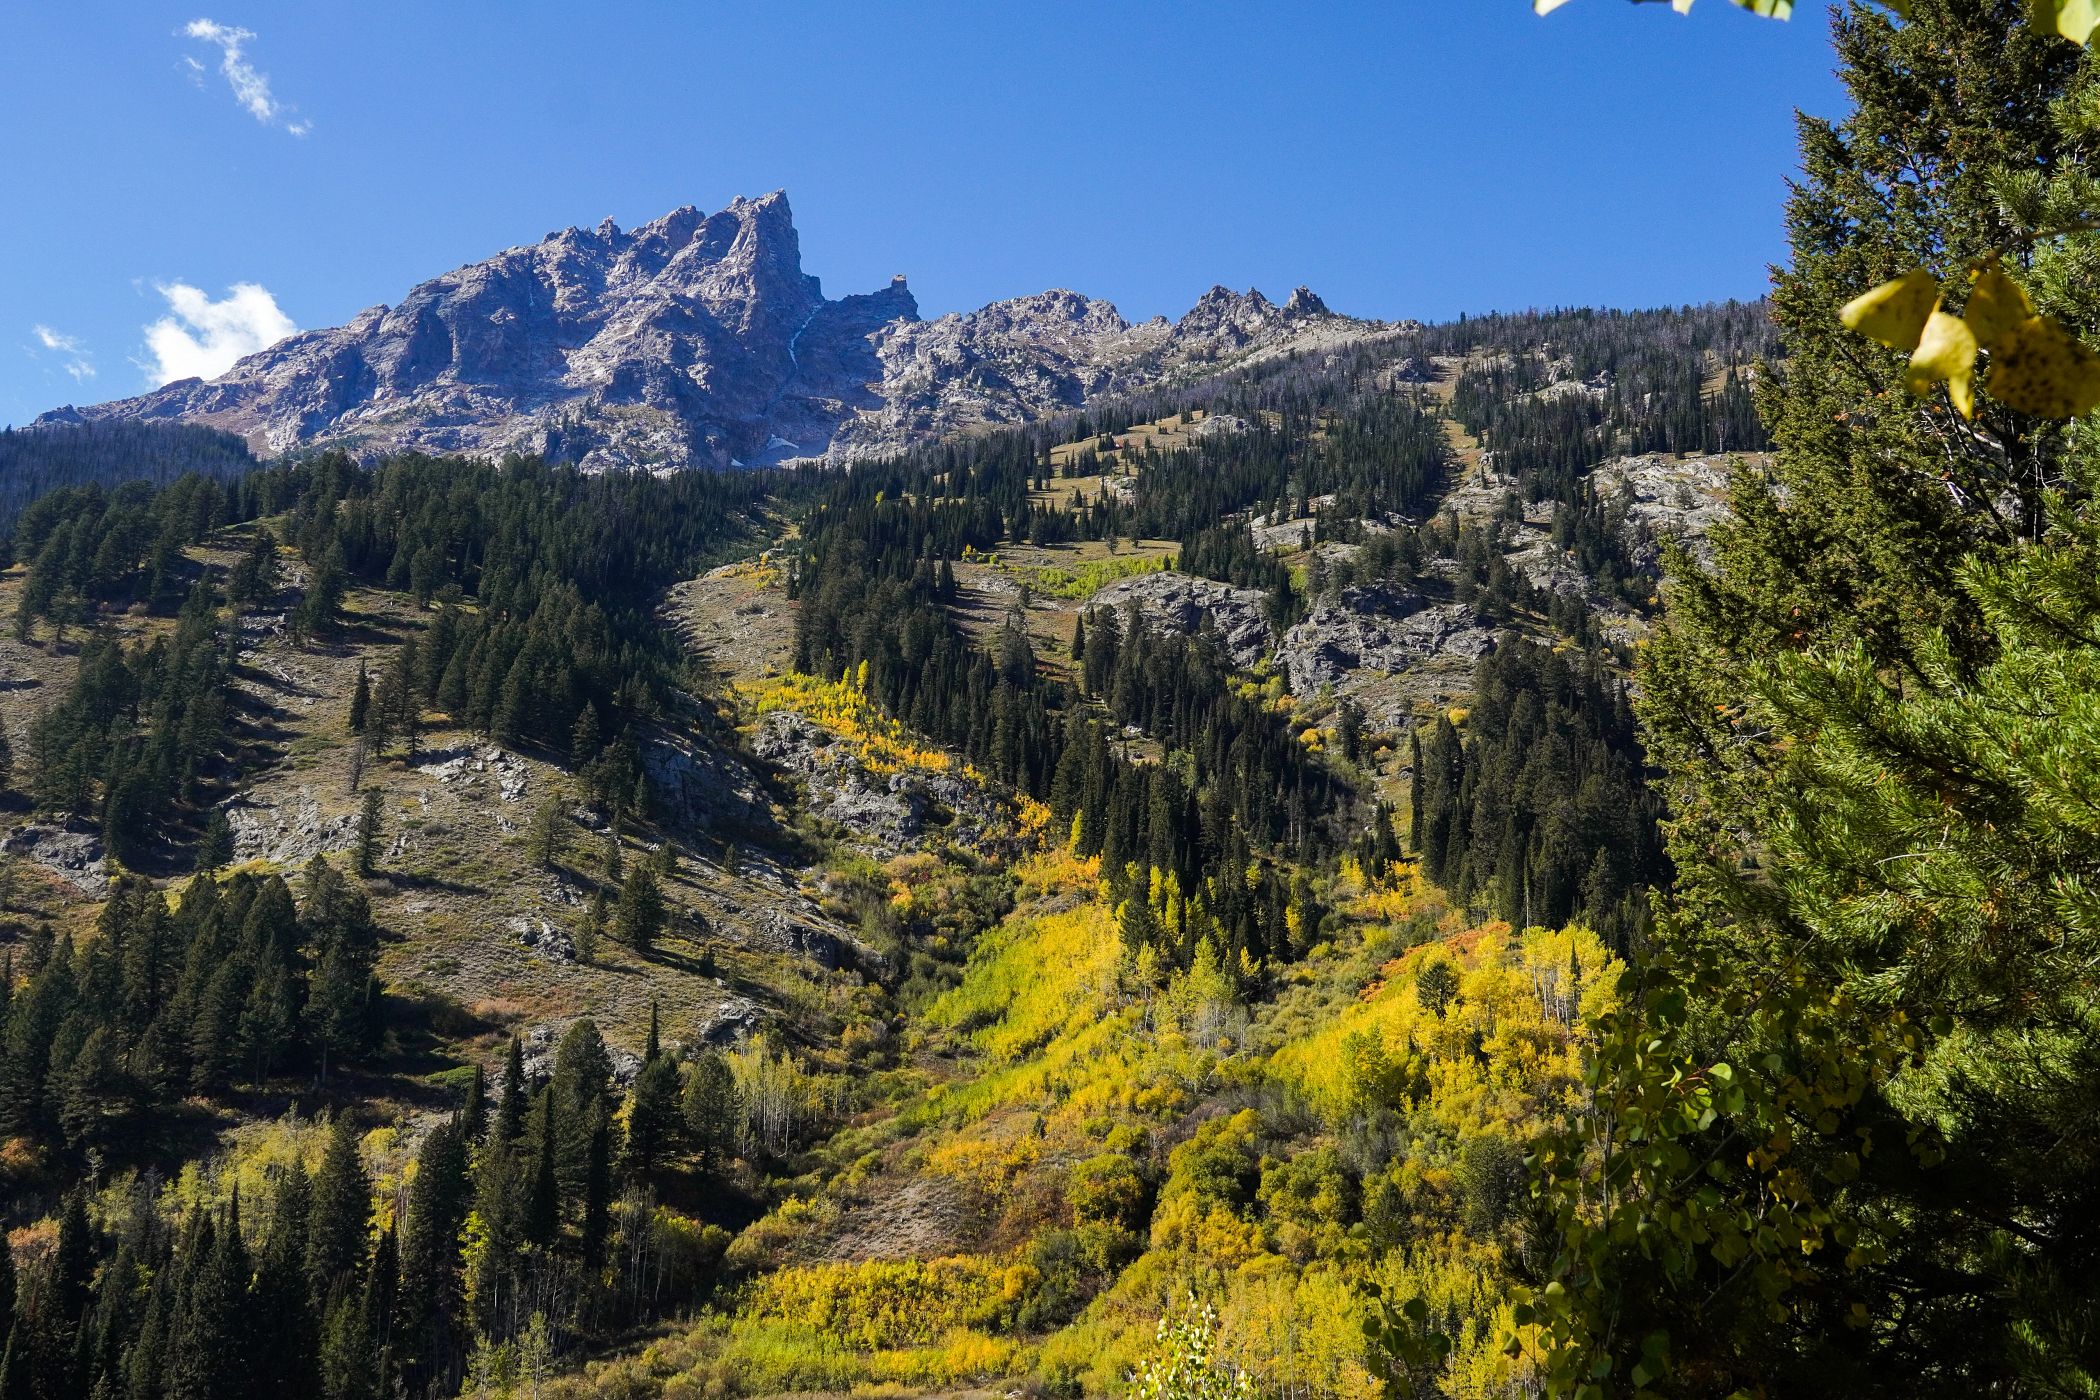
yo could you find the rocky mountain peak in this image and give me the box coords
[43,194,1389,470]
[1173,282,1338,345]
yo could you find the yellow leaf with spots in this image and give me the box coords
[1964,262,2035,351]
[1904,308,1978,419]
[1989,314,2100,418]
[1839,270,1938,352]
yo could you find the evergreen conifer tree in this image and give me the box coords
[459,1063,487,1144]
[1527,8,2100,1395]
[613,867,663,955]
[569,703,600,766]
[680,1050,737,1173]
[572,897,600,967]
[346,663,369,736]
[522,1089,560,1251]
[307,1114,371,1302]
[495,1035,526,1146]
[581,1098,615,1272]
[353,791,381,877]
[255,1162,318,1399]
[396,1118,470,1395]
[525,795,562,871]
[194,809,233,874]
[0,1232,12,1363]
[624,1003,678,1182]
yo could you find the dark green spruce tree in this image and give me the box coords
[1526,6,2100,1396]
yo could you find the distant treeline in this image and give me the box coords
[0,422,257,539]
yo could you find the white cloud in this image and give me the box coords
[30,324,96,381]
[182,18,309,135]
[143,282,296,384]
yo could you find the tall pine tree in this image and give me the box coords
[1527,7,2100,1395]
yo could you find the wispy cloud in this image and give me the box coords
[30,325,96,381]
[143,282,296,384]
[182,19,310,135]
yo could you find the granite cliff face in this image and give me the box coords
[44,193,1379,471]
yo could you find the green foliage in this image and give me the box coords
[1414,640,1665,947]
[354,789,382,875]
[680,1048,739,1170]
[573,890,604,966]
[624,1010,680,1182]
[613,865,664,953]
[1127,1295,1255,1400]
[227,522,282,605]
[25,578,231,863]
[1363,1286,1454,1400]
[525,793,563,870]
[1,862,381,1152]
[1545,0,2100,46]
[1069,1152,1150,1232]
[242,450,764,752]
[1522,6,2100,1395]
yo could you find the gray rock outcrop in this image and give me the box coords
[1279,585,1495,692]
[1593,454,1737,568]
[224,788,361,866]
[511,917,575,962]
[642,728,775,835]
[1090,571,1274,670]
[2,823,106,894]
[749,710,1006,859]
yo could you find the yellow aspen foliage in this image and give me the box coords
[1839,260,2100,420]
[741,672,966,778]
[1991,310,2100,417]
[1838,267,1940,350]
[1965,259,2034,348]
[1904,308,1979,418]
[746,1255,1038,1350]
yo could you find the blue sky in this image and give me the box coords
[0,1,1843,428]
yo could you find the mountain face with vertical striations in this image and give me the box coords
[37,192,1383,471]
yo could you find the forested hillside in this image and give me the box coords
[0,423,257,536]
[0,271,1766,1399]
[10,7,2093,1389]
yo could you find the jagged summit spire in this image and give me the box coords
[1285,285,1330,316]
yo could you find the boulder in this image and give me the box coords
[695,996,766,1046]
[511,916,575,963]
